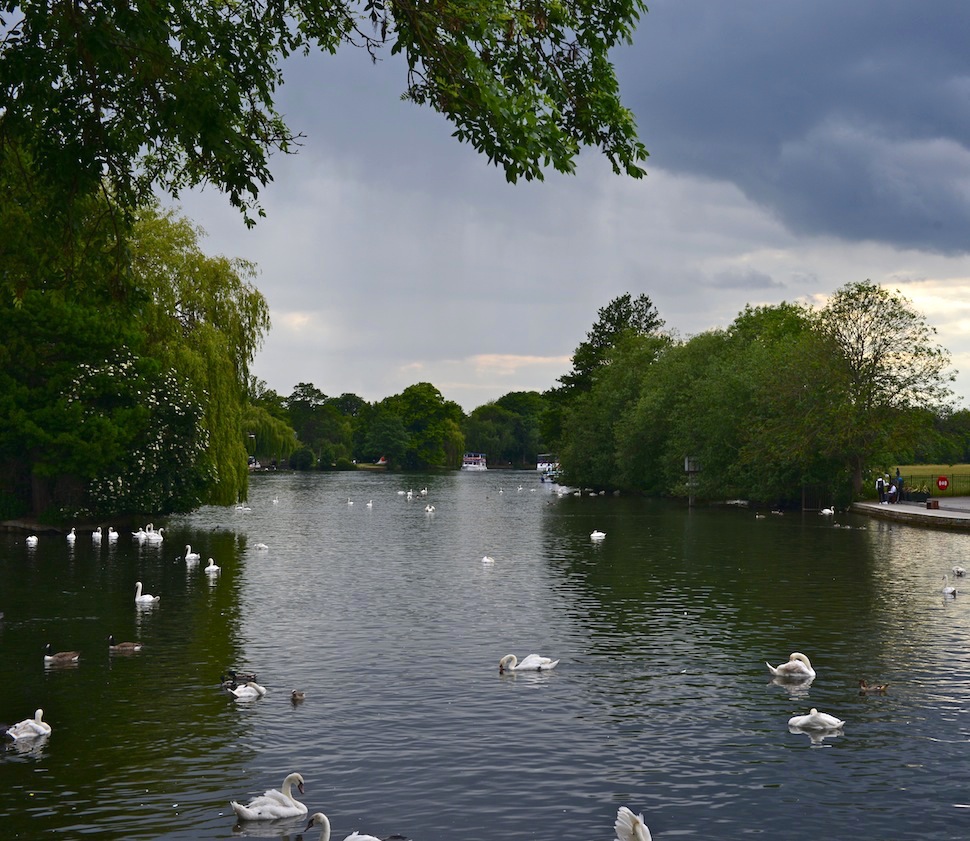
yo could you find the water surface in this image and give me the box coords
[2,471,970,839]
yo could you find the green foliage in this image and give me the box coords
[464,391,548,466]
[285,383,360,465]
[381,382,465,469]
[0,197,270,519]
[289,446,316,471]
[560,332,668,490]
[360,407,411,468]
[559,287,955,505]
[1,0,647,230]
[242,404,298,466]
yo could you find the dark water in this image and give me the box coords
[3,471,970,839]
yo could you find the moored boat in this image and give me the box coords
[461,452,488,471]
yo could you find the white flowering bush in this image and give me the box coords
[67,352,212,515]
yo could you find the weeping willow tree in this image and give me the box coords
[242,404,299,467]
[130,206,271,505]
[0,191,269,520]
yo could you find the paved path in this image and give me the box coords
[851,497,970,530]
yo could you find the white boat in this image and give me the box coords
[536,453,558,472]
[461,452,488,471]
[537,453,560,481]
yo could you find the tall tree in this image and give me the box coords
[383,382,465,469]
[817,280,955,493]
[131,206,270,505]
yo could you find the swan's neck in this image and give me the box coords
[135,583,142,596]
[310,813,331,841]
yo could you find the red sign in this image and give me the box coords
[937,476,950,491]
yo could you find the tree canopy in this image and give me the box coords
[0,0,648,228]
[0,204,269,519]
[547,284,957,504]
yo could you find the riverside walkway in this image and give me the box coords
[851,496,970,531]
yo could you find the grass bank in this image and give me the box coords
[894,464,970,496]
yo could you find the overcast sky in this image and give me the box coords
[176,0,970,412]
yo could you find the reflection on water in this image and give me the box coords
[3,471,970,839]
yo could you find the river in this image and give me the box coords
[2,469,970,839]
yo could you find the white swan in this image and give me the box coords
[482,555,495,565]
[304,811,389,841]
[766,652,816,680]
[499,653,560,673]
[366,500,373,508]
[943,575,958,596]
[133,526,148,541]
[204,558,220,574]
[184,544,201,562]
[134,581,160,604]
[44,643,80,665]
[788,708,845,730]
[25,534,38,547]
[91,526,102,543]
[66,527,77,543]
[425,504,435,513]
[820,507,835,515]
[107,527,119,541]
[5,709,52,740]
[615,805,652,841]
[145,527,164,543]
[228,681,267,700]
[255,542,269,551]
[231,772,307,820]
[590,530,606,540]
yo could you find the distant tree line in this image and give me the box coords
[247,381,553,473]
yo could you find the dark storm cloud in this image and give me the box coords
[617,0,970,253]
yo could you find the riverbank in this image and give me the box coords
[851,497,970,531]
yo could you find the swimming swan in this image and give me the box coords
[134,581,160,604]
[942,575,958,596]
[204,558,220,574]
[499,653,560,673]
[227,681,267,700]
[615,805,652,841]
[66,527,77,544]
[766,652,816,680]
[44,643,80,664]
[25,534,38,547]
[590,530,606,540]
[231,772,307,820]
[304,810,396,841]
[4,709,52,740]
[788,708,845,730]
[184,544,201,562]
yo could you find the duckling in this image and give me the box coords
[952,565,966,577]
[43,643,80,665]
[107,634,143,654]
[291,689,306,704]
[858,679,889,694]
